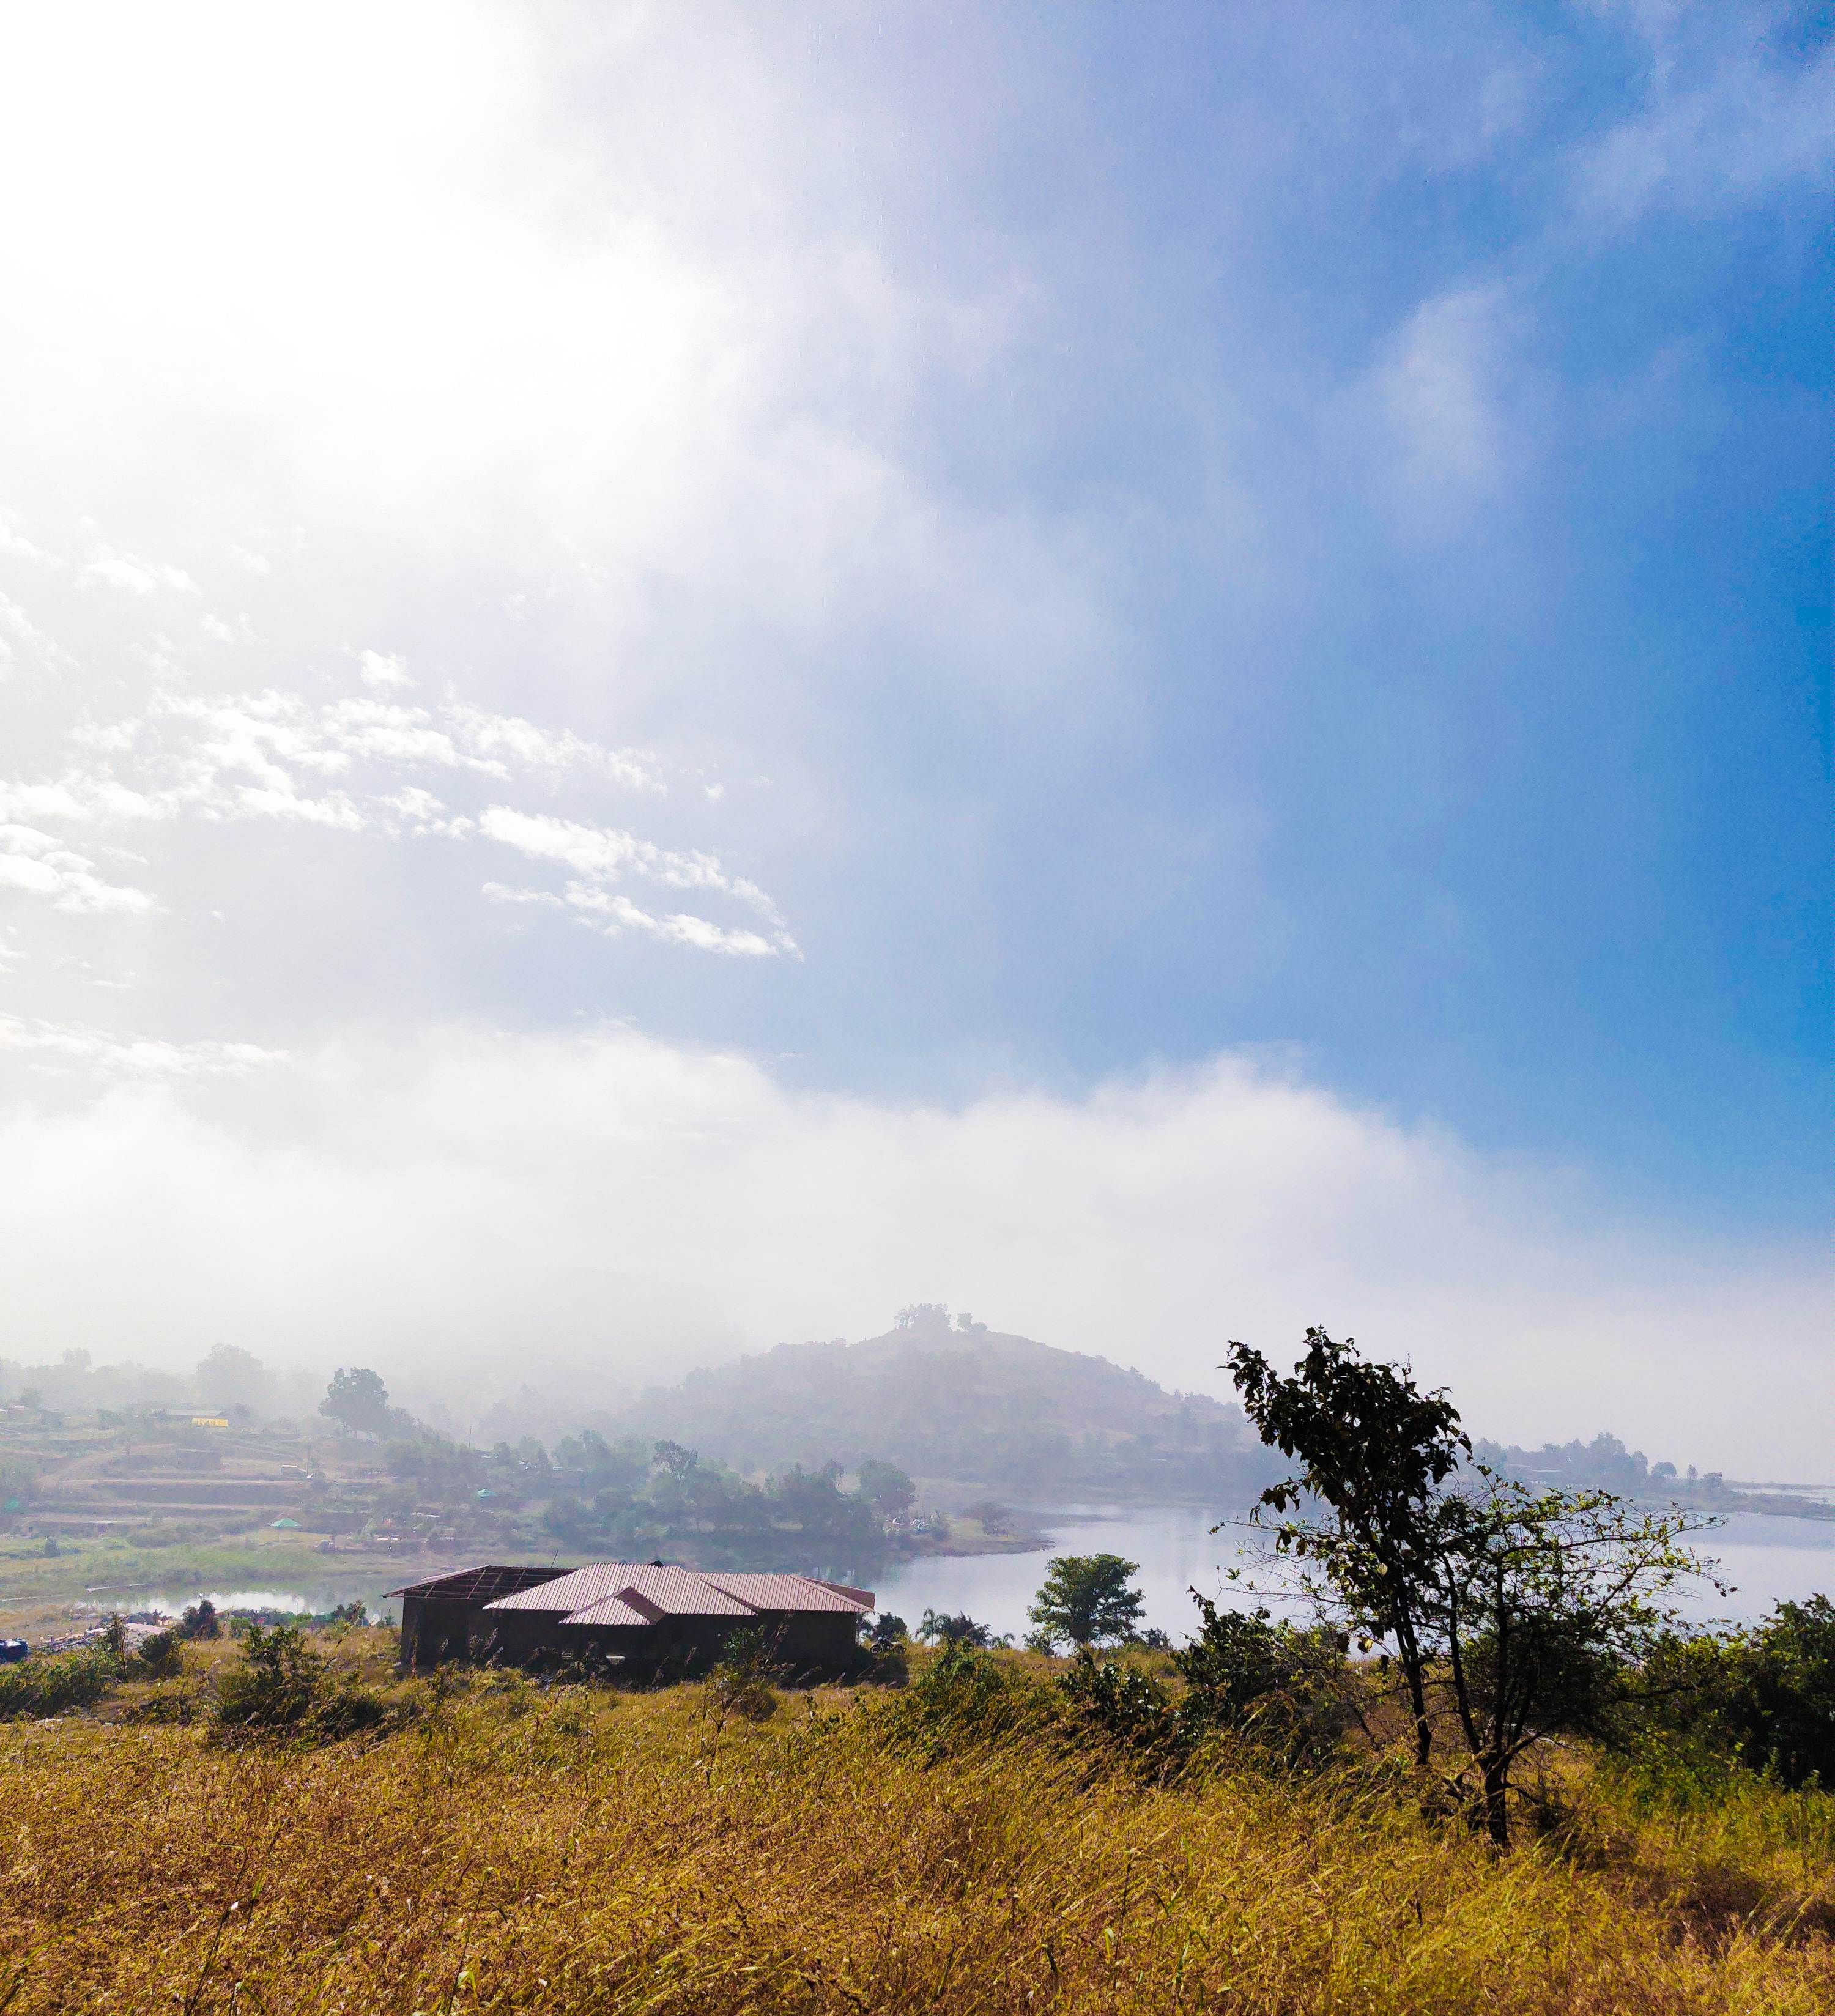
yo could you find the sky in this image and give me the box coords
[0,2,1826,1471]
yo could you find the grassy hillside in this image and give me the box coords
[2,1629,1833,2012]
[618,1313,1270,1502]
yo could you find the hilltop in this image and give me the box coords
[612,1309,1272,1503]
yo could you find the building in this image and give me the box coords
[388,1561,875,1675]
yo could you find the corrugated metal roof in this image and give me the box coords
[383,1563,569,1602]
[557,1593,658,1628]
[484,1562,754,1618]
[480,1562,875,1620]
[698,1573,875,1614]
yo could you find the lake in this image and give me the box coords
[114,1504,1835,1640]
[872,1503,1835,1643]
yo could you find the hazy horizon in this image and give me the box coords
[0,7,1826,1475]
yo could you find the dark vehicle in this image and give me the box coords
[0,1639,27,1664]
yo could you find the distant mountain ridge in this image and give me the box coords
[612,1312,1274,1503]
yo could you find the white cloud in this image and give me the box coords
[0,1012,284,1075]
[358,648,413,691]
[0,825,158,914]
[443,700,661,793]
[0,1028,1820,1474]
[82,549,199,597]
[476,806,794,947]
[1378,284,1513,511]
[558,883,779,957]
[0,669,774,950]
[1569,25,1834,238]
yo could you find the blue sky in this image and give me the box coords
[0,2,1825,1462]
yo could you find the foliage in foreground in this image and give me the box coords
[1228,1326,1721,1842]
[1640,1595,1835,1789]
[0,1646,119,1720]
[209,1621,402,1743]
[1,1657,1833,2014]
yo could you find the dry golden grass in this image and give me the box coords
[2,1632,1832,2014]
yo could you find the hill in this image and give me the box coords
[612,1308,1273,1503]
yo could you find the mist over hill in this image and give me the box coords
[609,1306,1275,1505]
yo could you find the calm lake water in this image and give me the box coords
[872,1503,1835,1643]
[113,1505,1835,1640]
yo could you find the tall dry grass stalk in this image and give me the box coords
[2,1639,1831,2012]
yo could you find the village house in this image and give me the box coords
[389,1561,875,1674]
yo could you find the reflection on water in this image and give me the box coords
[872,1504,1835,1642]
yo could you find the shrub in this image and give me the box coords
[706,1626,783,1722]
[1173,1596,1349,1758]
[176,1599,221,1640]
[211,1622,396,1744]
[1057,1648,1181,1757]
[878,1642,1062,1761]
[136,1629,185,1680]
[0,1647,118,1719]
[1640,1597,1835,1789]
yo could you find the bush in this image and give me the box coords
[1057,1648,1181,1757]
[0,1648,117,1720]
[706,1627,783,1722]
[211,1622,396,1744]
[1172,1596,1349,1762]
[176,1599,221,1640]
[136,1629,184,1680]
[878,1642,1062,1761]
[1640,1597,1835,1789]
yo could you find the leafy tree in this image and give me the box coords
[319,1367,399,1439]
[1027,1554,1144,1650]
[1432,1480,1710,1839]
[1228,1328,1715,1844]
[856,1458,916,1518]
[653,1439,699,1488]
[1227,1328,1469,1769]
[866,1612,908,1647]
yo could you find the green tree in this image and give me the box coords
[856,1458,915,1518]
[1643,1594,1835,1789]
[653,1439,699,1488]
[1433,1478,1711,1842]
[1227,1327,1468,1770]
[917,1609,1006,1648]
[1228,1328,1714,1845]
[1027,1554,1144,1650]
[319,1366,398,1439]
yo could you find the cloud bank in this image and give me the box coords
[0,1028,1821,1476]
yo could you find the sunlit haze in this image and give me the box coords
[0,3,1826,1472]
